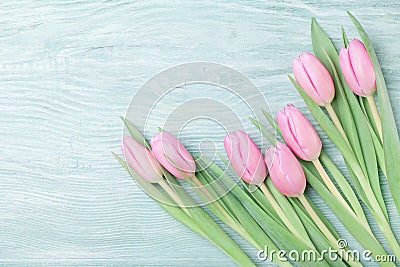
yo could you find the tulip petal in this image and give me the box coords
[300,53,335,105]
[348,39,376,95]
[339,46,363,95]
[225,133,249,179]
[286,105,322,160]
[150,132,195,179]
[224,131,266,185]
[121,136,162,183]
[277,110,307,160]
[277,104,322,161]
[265,142,306,197]
[292,56,324,105]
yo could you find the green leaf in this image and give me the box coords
[198,169,293,266]
[113,152,213,241]
[311,19,368,184]
[162,178,256,266]
[244,182,281,222]
[195,171,235,218]
[319,152,369,229]
[120,116,150,149]
[320,48,367,179]
[288,198,347,266]
[193,172,236,220]
[199,157,331,267]
[359,98,387,175]
[249,117,277,145]
[320,49,387,219]
[265,179,315,249]
[256,105,370,227]
[341,27,349,47]
[261,109,280,134]
[288,75,371,203]
[360,96,380,141]
[250,116,394,265]
[302,163,395,267]
[216,153,282,224]
[217,152,311,245]
[325,50,369,178]
[120,118,179,185]
[290,195,339,242]
[311,19,369,186]
[112,152,182,206]
[348,11,400,214]
[192,171,269,252]
[168,196,255,266]
[114,149,256,266]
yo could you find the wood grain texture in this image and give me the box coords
[0,1,399,266]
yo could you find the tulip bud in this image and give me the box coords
[224,130,267,185]
[339,39,376,96]
[150,131,195,179]
[121,136,162,183]
[277,104,322,161]
[264,142,306,197]
[292,52,335,106]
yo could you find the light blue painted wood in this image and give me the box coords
[0,1,399,266]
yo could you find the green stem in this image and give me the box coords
[370,199,400,260]
[345,153,400,260]
[191,176,261,250]
[259,183,315,249]
[326,103,351,146]
[158,178,191,216]
[298,194,363,267]
[313,158,373,234]
[366,94,383,141]
[313,159,355,217]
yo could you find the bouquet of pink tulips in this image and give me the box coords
[113,12,400,266]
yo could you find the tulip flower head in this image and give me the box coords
[292,52,335,106]
[265,141,306,197]
[150,131,196,179]
[339,38,376,96]
[277,104,322,161]
[121,136,162,183]
[224,130,267,185]
[265,142,306,197]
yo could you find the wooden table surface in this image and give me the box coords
[1,1,399,266]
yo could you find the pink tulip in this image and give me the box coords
[121,136,162,183]
[277,104,322,161]
[150,131,195,179]
[292,52,335,106]
[224,130,267,185]
[265,141,306,197]
[339,39,376,96]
